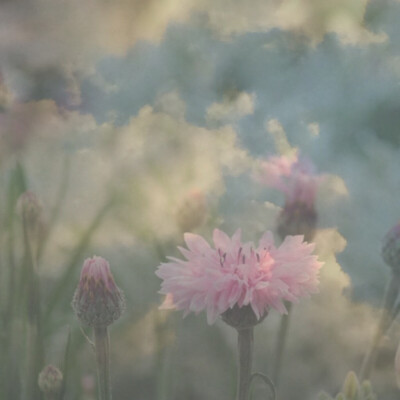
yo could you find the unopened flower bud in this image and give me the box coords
[38,365,63,397]
[382,222,400,272]
[276,202,317,242]
[16,190,42,228]
[176,189,207,232]
[72,256,125,327]
[342,371,359,400]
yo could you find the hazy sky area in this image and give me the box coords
[1,0,400,305]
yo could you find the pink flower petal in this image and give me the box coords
[156,229,323,325]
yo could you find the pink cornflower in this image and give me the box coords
[258,153,320,209]
[156,229,322,324]
[257,153,322,241]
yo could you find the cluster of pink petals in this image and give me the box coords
[156,229,322,324]
[258,153,321,209]
[79,256,118,293]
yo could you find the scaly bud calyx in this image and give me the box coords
[72,256,125,327]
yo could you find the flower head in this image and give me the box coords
[38,365,63,397]
[382,222,400,273]
[72,256,125,327]
[156,229,322,324]
[258,153,319,209]
[257,153,321,241]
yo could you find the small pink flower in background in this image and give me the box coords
[156,229,322,324]
[257,153,320,210]
[72,256,125,327]
[256,153,323,241]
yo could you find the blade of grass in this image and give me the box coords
[37,155,71,263]
[60,327,71,400]
[1,162,27,399]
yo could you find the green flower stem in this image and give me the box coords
[94,326,112,400]
[359,272,400,381]
[272,301,293,387]
[43,393,57,400]
[237,327,254,400]
[22,212,43,400]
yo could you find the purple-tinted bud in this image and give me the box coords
[38,365,63,396]
[72,256,125,327]
[276,202,317,242]
[382,223,400,272]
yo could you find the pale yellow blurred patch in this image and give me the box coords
[203,0,386,46]
[0,0,195,71]
[115,306,175,364]
[0,0,385,84]
[109,100,251,239]
[10,92,251,253]
[308,122,320,137]
[318,174,349,206]
[155,91,187,120]
[265,118,296,156]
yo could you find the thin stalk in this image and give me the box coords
[94,326,111,400]
[22,215,43,400]
[60,327,72,400]
[359,272,400,381]
[37,155,71,263]
[152,239,170,400]
[249,373,276,400]
[1,172,17,398]
[236,327,254,400]
[43,393,57,400]
[272,301,293,387]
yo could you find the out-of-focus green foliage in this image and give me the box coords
[318,371,377,400]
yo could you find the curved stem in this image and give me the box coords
[249,372,276,400]
[359,273,400,380]
[94,326,111,400]
[237,327,254,400]
[272,302,292,387]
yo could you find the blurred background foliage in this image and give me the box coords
[1,0,400,399]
